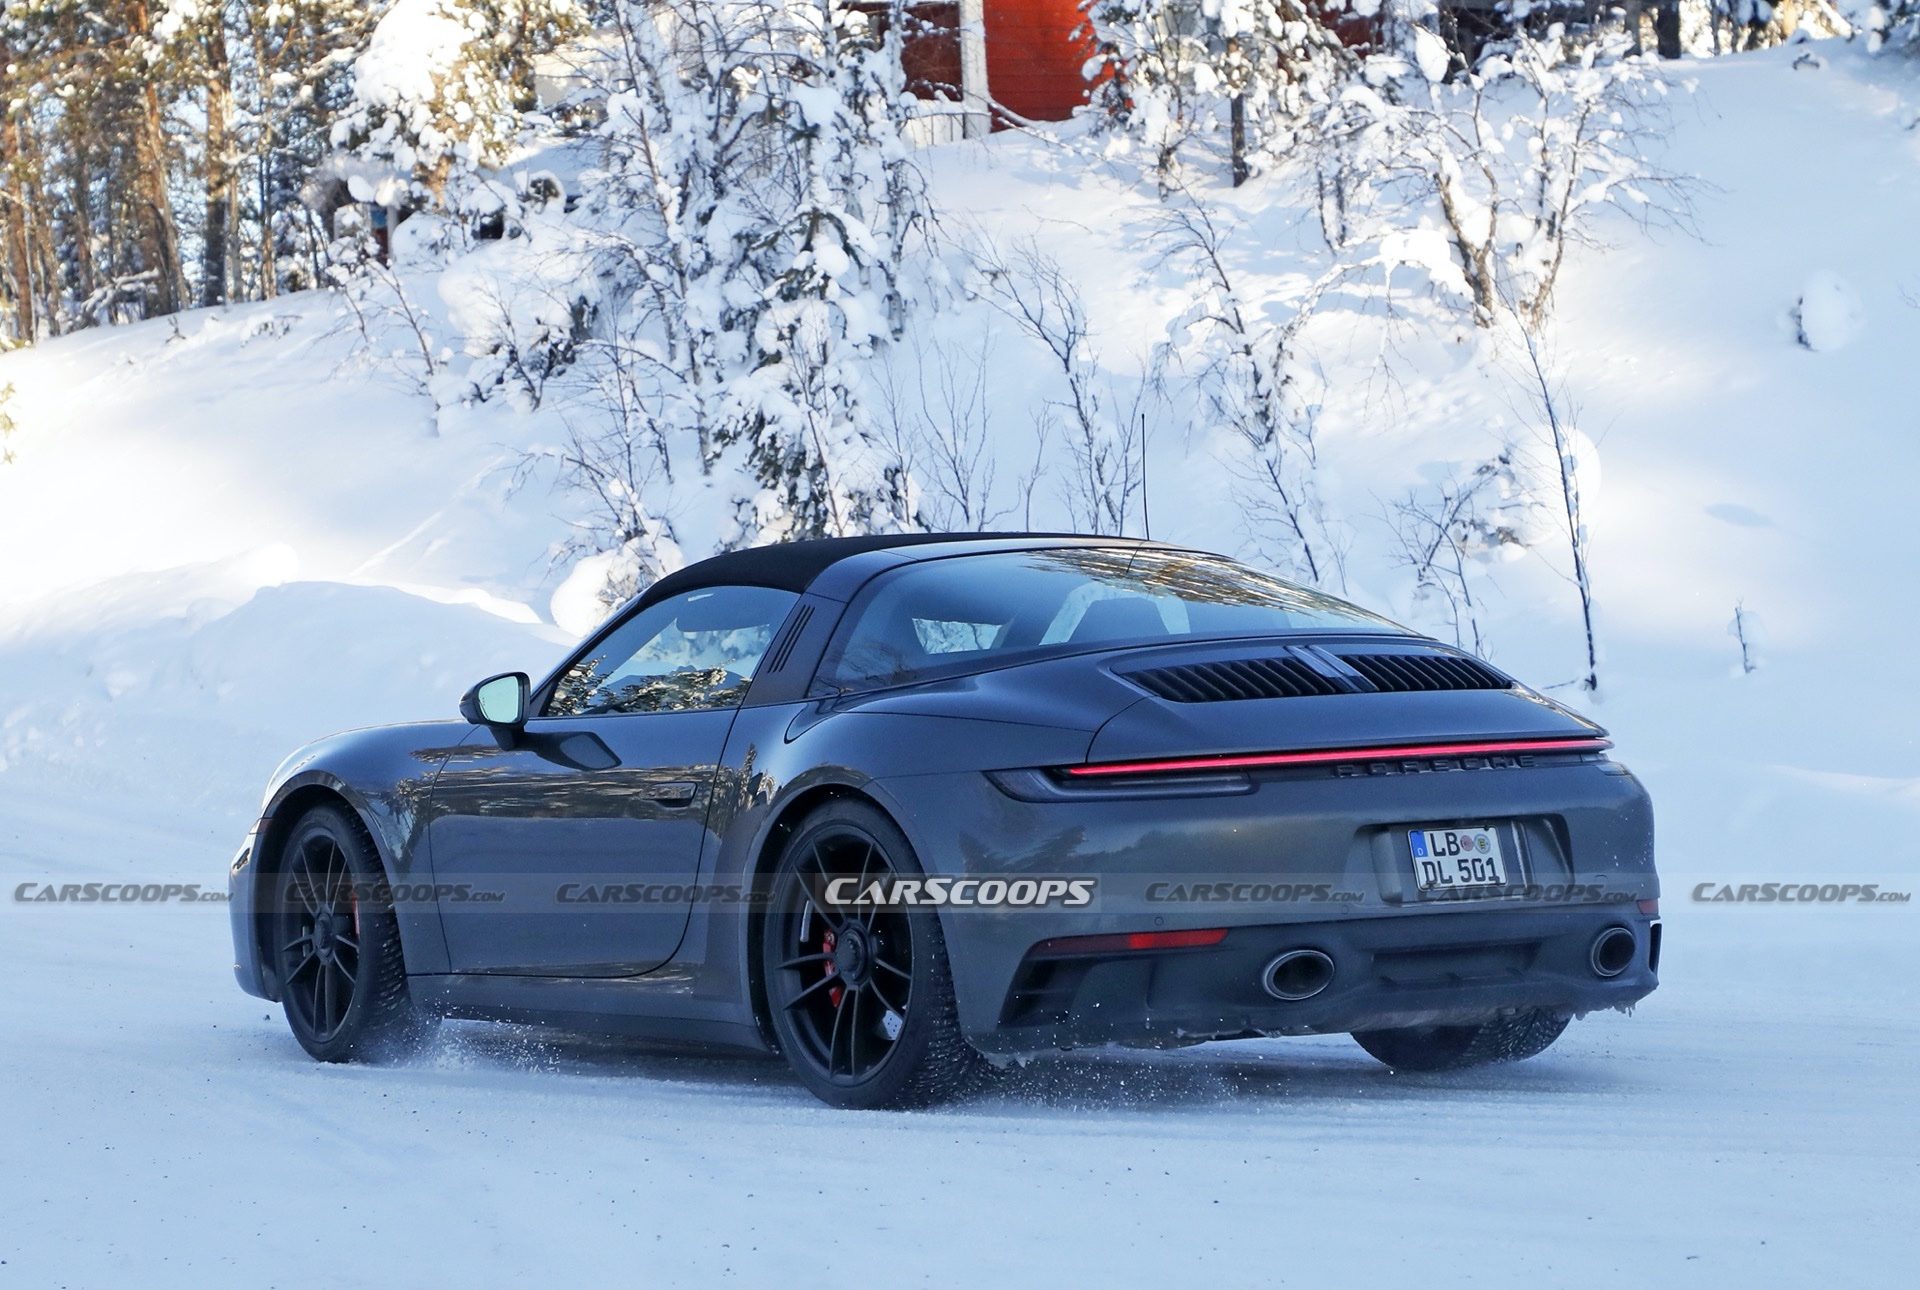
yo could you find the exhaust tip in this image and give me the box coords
[1263,949,1335,1001]
[1590,926,1636,978]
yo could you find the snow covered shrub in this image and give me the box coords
[1854,0,1920,47]
[974,240,1150,537]
[1712,0,1855,49]
[1331,10,1687,329]
[1082,0,1354,187]
[1387,450,1540,655]
[333,0,583,207]
[1790,272,1860,351]
[0,382,16,466]
[1151,199,1344,585]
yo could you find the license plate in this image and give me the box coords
[1408,825,1509,893]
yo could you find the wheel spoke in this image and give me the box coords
[779,952,832,971]
[330,957,355,1009]
[846,988,864,1075]
[799,879,844,932]
[866,975,902,1016]
[331,932,359,955]
[874,957,911,982]
[782,973,838,1011]
[805,843,831,881]
[286,949,318,981]
[292,858,321,916]
[281,933,311,957]
[827,989,849,1076]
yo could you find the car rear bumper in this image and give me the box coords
[987,905,1660,1054]
[870,754,1659,1055]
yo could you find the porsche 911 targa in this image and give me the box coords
[230,535,1660,1107]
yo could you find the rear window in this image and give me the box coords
[816,547,1403,692]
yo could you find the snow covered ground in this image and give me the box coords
[1,41,1916,1287]
[2,855,1913,1284]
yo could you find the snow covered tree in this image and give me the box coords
[720,0,929,543]
[234,1,388,296]
[1,0,195,329]
[535,0,936,596]
[333,0,582,209]
[1083,0,1353,188]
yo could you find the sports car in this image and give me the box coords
[229,534,1660,1108]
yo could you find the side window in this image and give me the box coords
[544,586,798,717]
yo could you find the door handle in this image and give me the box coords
[639,782,698,807]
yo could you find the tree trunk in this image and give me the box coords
[246,14,279,299]
[124,1,188,315]
[2,119,37,341]
[67,131,98,310]
[257,143,278,299]
[201,20,235,308]
[1230,94,1249,188]
[18,118,62,337]
[1654,1,1684,58]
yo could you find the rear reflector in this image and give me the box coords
[1061,736,1612,779]
[1638,899,1660,916]
[1030,927,1229,957]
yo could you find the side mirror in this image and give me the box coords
[460,672,530,743]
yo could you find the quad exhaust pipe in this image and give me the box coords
[1590,925,1637,978]
[1262,948,1335,1001]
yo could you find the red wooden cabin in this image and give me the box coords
[882,0,1097,129]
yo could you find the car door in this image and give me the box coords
[426,584,799,976]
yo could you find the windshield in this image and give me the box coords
[816,547,1405,692]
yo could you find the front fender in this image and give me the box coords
[233,723,475,997]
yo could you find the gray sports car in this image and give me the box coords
[229,534,1660,1108]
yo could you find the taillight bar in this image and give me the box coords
[1061,736,1612,779]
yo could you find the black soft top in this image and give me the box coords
[641,532,1140,602]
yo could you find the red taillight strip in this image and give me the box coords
[1062,736,1611,779]
[1031,927,1230,957]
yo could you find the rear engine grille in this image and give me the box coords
[1337,652,1511,693]
[1123,647,1512,702]
[1125,655,1343,703]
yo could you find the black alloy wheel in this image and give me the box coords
[271,804,432,1062]
[761,801,986,1109]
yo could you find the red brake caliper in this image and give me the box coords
[822,929,842,1007]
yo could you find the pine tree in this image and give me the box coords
[723,0,926,542]
[333,0,581,210]
[578,1,932,553]
[1082,0,1353,188]
[238,1,388,295]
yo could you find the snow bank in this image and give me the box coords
[0,565,562,827]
